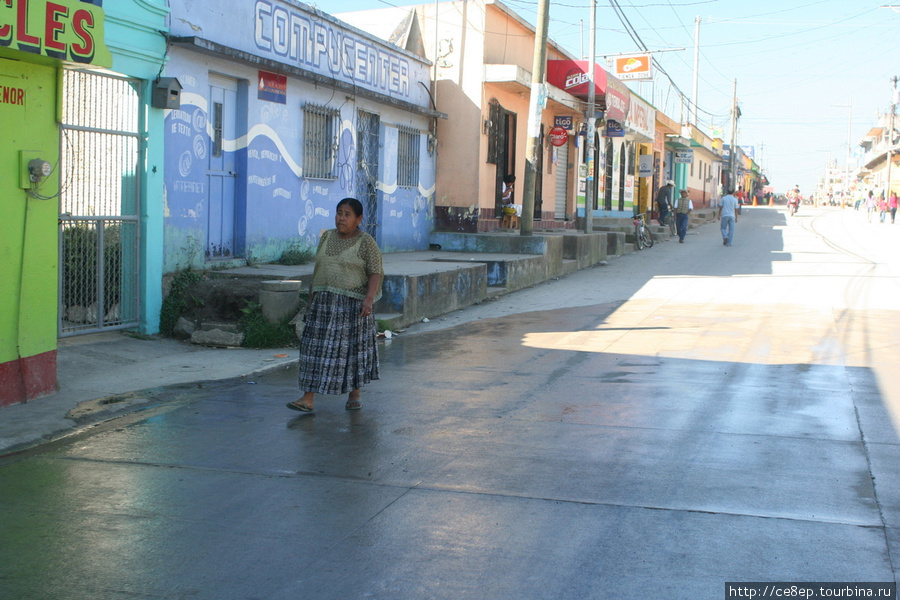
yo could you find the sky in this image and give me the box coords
[325,0,900,193]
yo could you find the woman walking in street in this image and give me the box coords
[288,198,383,413]
[890,192,898,224]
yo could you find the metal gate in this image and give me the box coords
[356,110,380,238]
[58,70,141,336]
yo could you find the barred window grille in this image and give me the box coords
[213,102,224,158]
[487,100,502,164]
[303,104,339,179]
[397,126,420,188]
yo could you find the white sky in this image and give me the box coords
[326,0,900,193]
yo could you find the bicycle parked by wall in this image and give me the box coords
[633,212,654,250]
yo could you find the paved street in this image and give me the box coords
[3,206,900,600]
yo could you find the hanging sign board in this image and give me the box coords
[606,120,625,138]
[549,126,569,147]
[639,155,653,177]
[675,149,694,163]
[554,115,573,130]
[611,54,652,81]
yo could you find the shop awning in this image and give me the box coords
[546,60,630,123]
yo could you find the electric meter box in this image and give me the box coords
[152,77,182,109]
[19,151,48,188]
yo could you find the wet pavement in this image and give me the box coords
[2,207,900,599]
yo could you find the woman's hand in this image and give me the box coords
[360,297,374,317]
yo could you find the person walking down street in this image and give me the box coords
[719,189,739,247]
[866,191,877,223]
[735,185,746,215]
[288,197,384,414]
[655,179,674,227]
[674,188,693,243]
[879,194,888,224]
[890,192,898,224]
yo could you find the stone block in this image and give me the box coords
[259,280,303,324]
[199,321,241,333]
[191,328,245,347]
[173,317,196,340]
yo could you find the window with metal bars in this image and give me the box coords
[303,104,339,179]
[397,126,420,188]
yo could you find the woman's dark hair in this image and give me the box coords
[337,197,364,217]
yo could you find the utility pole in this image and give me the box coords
[520,0,550,236]
[845,100,852,198]
[887,76,898,197]
[729,78,738,191]
[584,0,596,233]
[692,16,700,125]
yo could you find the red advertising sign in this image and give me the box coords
[546,60,630,123]
[549,126,569,147]
[258,70,287,104]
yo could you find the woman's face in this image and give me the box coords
[335,203,363,236]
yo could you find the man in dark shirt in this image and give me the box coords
[655,180,674,226]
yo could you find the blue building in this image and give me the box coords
[162,0,443,272]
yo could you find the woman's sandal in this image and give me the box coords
[345,399,362,411]
[286,400,314,413]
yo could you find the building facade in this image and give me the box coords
[162,0,442,272]
[341,0,585,232]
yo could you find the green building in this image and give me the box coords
[1,0,168,407]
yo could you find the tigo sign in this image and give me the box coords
[611,54,652,81]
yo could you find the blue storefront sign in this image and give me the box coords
[554,115,573,130]
[606,120,625,137]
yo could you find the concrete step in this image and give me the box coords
[486,286,507,299]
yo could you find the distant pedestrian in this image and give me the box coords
[656,179,674,227]
[719,189,739,247]
[735,186,746,215]
[866,191,876,222]
[674,188,693,243]
[879,195,888,223]
[289,197,383,414]
[890,192,898,224]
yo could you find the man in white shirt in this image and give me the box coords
[719,189,739,246]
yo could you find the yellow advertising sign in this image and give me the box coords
[0,0,111,67]
[612,54,652,81]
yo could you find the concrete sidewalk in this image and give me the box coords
[0,332,301,455]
